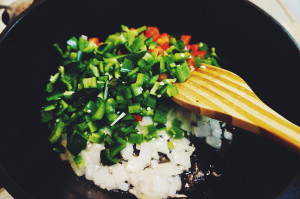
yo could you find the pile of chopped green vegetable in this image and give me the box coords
[41,25,220,165]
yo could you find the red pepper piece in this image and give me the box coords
[197,51,207,58]
[149,46,164,56]
[88,37,101,46]
[187,57,196,70]
[132,115,143,121]
[160,43,171,50]
[156,33,170,47]
[158,73,168,82]
[144,27,160,41]
[188,44,200,56]
[181,35,192,45]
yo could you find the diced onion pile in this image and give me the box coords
[61,106,232,199]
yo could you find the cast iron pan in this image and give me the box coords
[0,0,299,198]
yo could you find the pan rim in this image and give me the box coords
[0,0,299,198]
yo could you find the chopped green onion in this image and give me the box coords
[91,99,105,120]
[145,124,158,141]
[128,133,144,144]
[67,36,78,50]
[120,58,134,73]
[167,126,184,139]
[175,62,191,82]
[89,131,105,144]
[43,104,56,111]
[166,84,178,97]
[172,52,191,62]
[67,131,87,156]
[102,149,120,166]
[153,108,167,124]
[48,119,65,144]
[50,73,60,83]
[73,154,85,168]
[46,92,64,101]
[128,103,141,114]
[130,83,143,96]
[82,77,97,88]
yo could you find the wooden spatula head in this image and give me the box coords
[172,63,300,151]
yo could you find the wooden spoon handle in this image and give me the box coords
[173,64,300,150]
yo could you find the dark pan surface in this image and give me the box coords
[0,0,299,198]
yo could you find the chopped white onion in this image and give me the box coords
[192,124,211,137]
[156,162,183,176]
[205,136,222,149]
[140,116,153,126]
[224,130,233,140]
[212,129,222,139]
[67,102,232,199]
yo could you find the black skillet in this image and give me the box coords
[0,0,299,198]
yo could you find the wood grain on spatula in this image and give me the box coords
[172,63,300,151]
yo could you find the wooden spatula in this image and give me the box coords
[172,63,300,151]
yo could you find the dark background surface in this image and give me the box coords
[0,0,299,198]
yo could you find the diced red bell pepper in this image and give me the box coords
[187,57,196,70]
[156,33,170,47]
[144,27,160,41]
[132,114,143,121]
[160,43,171,50]
[88,37,101,46]
[149,46,164,56]
[148,48,158,55]
[181,35,192,45]
[197,51,207,58]
[158,73,168,82]
[188,44,200,56]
